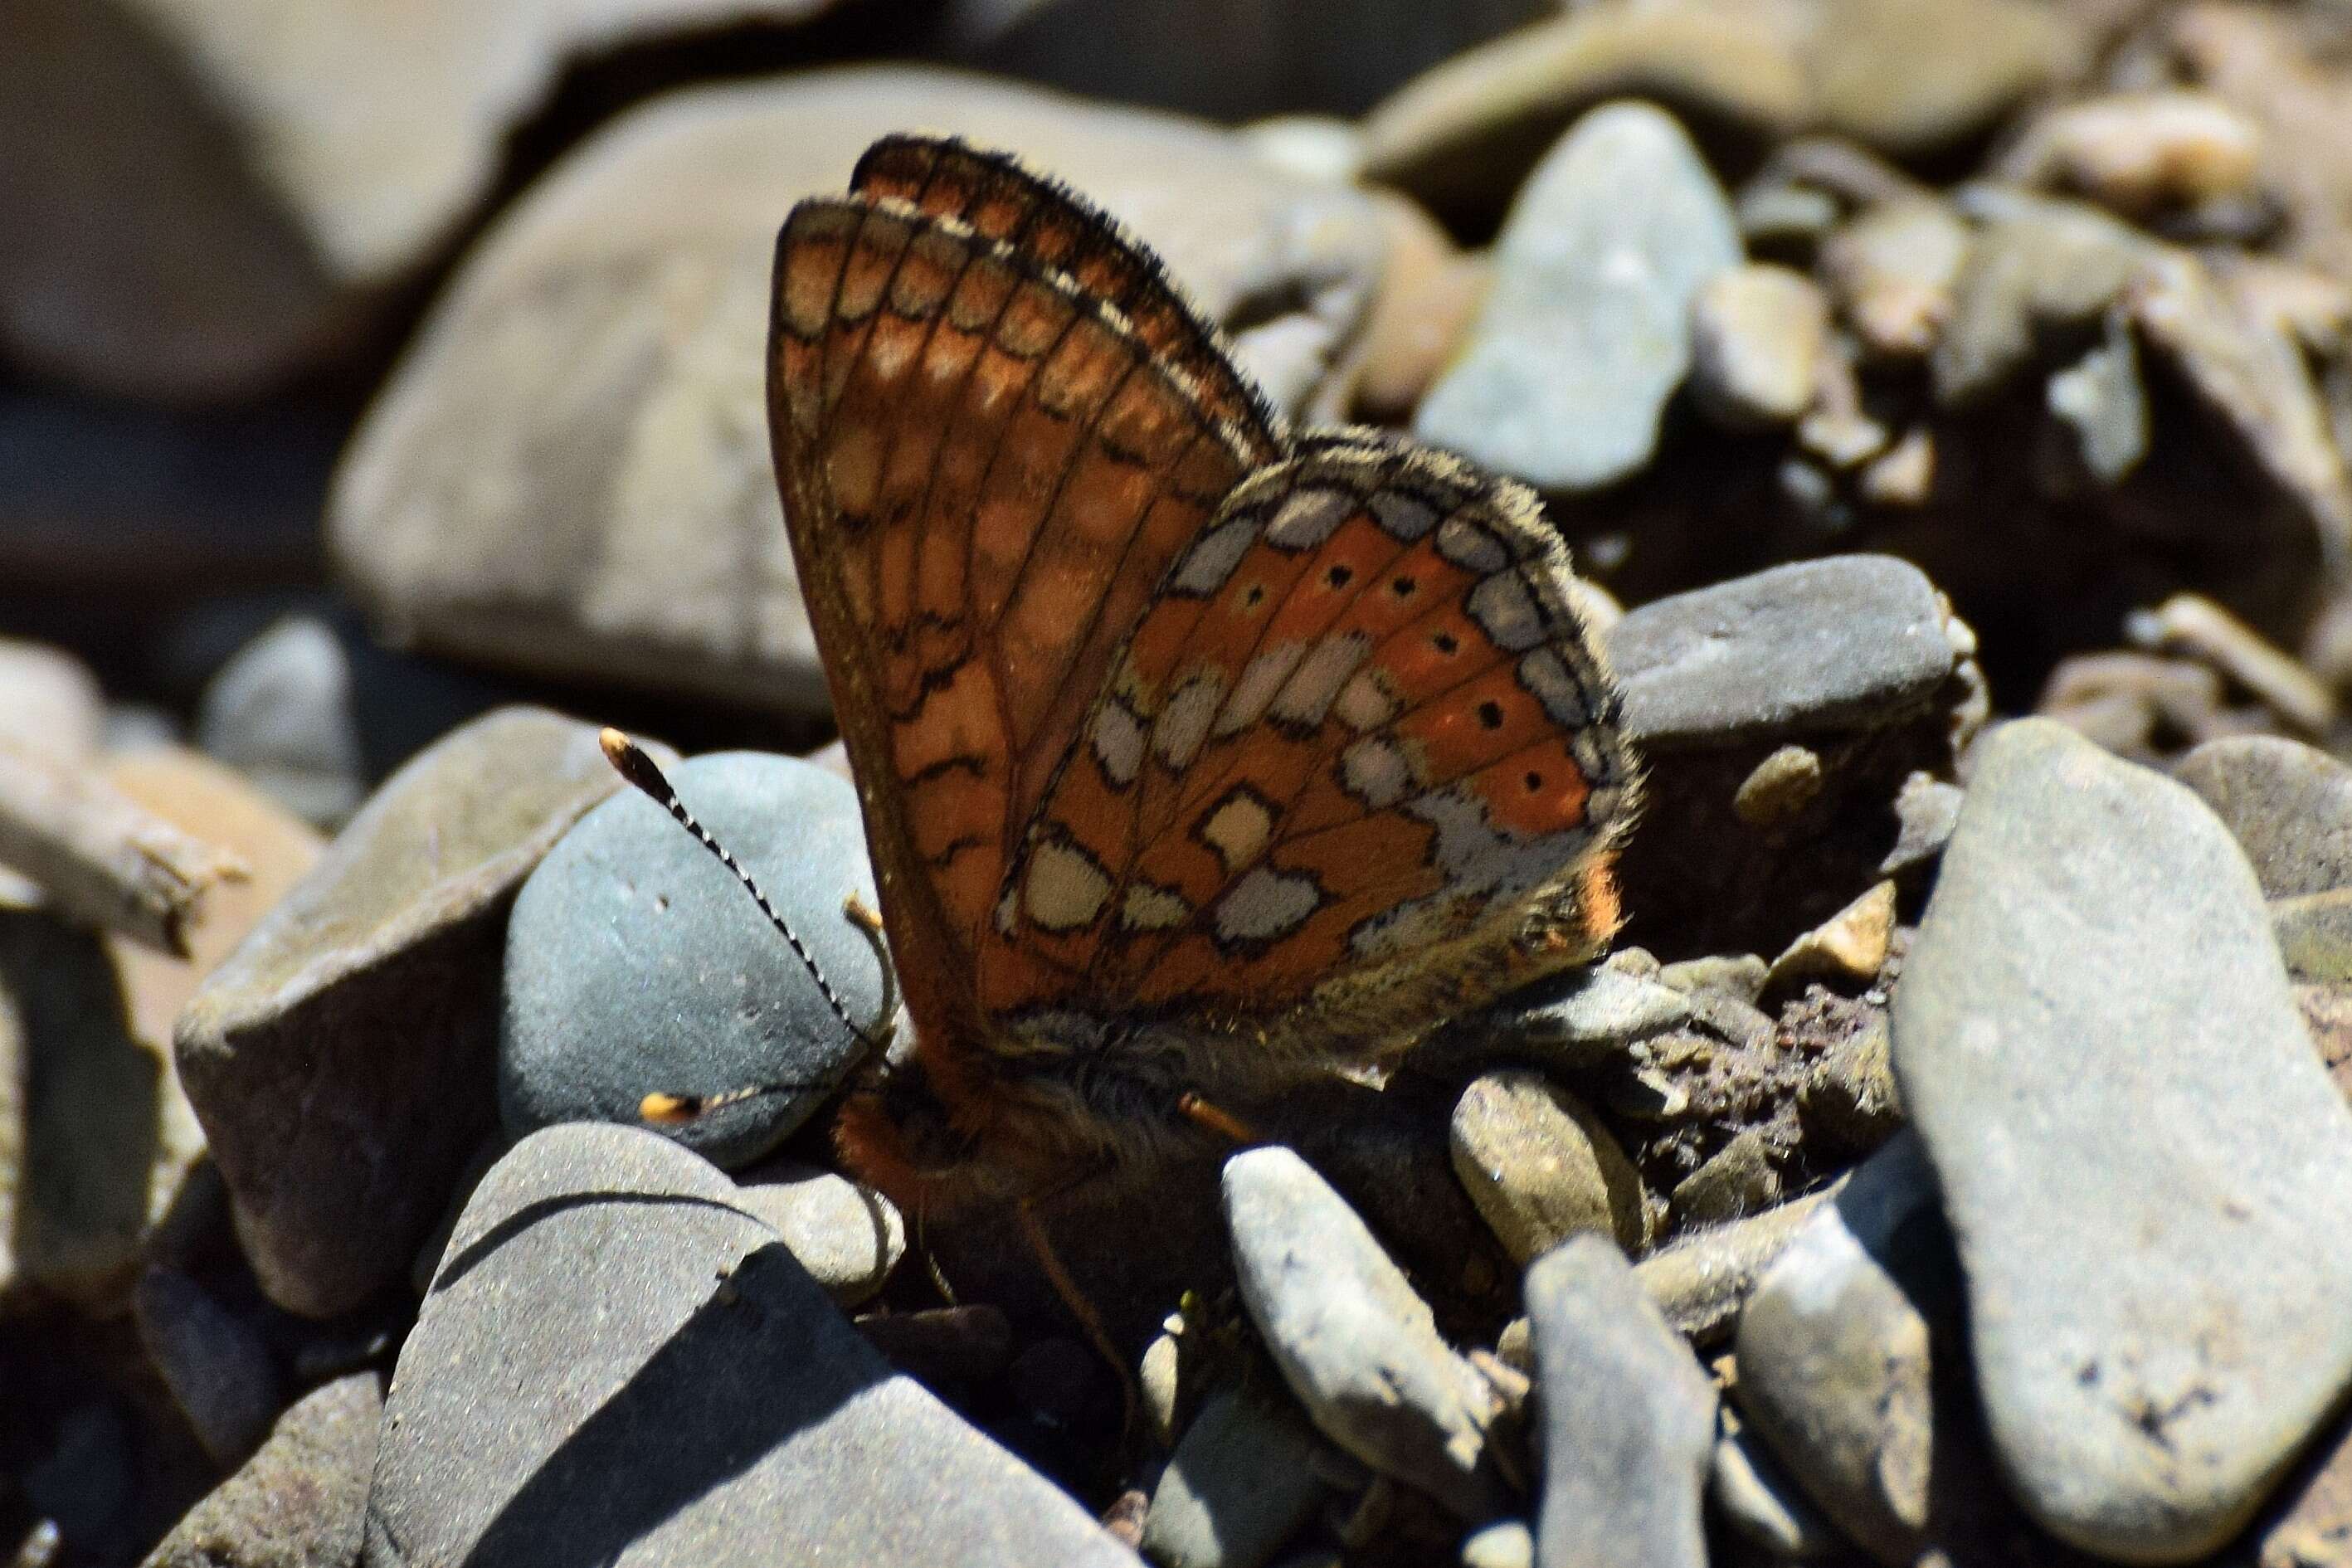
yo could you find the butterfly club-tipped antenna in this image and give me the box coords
[597,728,898,1126]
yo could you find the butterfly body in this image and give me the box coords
[772,137,1639,1215]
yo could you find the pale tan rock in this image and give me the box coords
[1998,90,2261,217]
[2,750,318,1310]
[1766,879,1898,991]
[1820,198,1970,358]
[330,69,1388,714]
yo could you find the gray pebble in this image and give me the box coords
[1892,718,2352,1560]
[1526,1236,1717,1568]
[2176,735,2352,899]
[1734,1132,1949,1562]
[499,751,884,1170]
[1143,1385,1327,1568]
[196,616,366,829]
[133,1266,284,1468]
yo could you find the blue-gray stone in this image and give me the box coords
[500,752,884,1170]
[1414,101,1738,492]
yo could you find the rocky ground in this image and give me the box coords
[12,1,2352,1566]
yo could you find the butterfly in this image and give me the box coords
[767,134,1639,1217]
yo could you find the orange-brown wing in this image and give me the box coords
[981,432,1639,1049]
[767,154,1283,1049]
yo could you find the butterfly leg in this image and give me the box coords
[1175,1092,1260,1146]
[1015,1190,1142,1441]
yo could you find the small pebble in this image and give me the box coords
[1225,1147,1504,1522]
[1449,1070,1648,1263]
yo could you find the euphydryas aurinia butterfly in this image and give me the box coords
[766,135,1639,1214]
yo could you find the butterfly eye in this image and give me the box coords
[1478,699,1506,730]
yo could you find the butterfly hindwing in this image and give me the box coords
[986,435,1638,1044]
[768,140,1283,1045]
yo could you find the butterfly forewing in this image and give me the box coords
[768,147,1281,1045]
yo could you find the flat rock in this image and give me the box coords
[2178,736,2352,899]
[1450,1069,1648,1263]
[177,708,650,1318]
[143,1370,382,1568]
[1361,5,1806,231]
[2130,251,2352,565]
[1438,966,1694,1074]
[0,0,845,401]
[1415,101,1738,494]
[953,0,1546,127]
[1804,0,2078,155]
[1525,1235,1717,1568]
[1892,718,2352,1560]
[370,1123,1137,1567]
[1609,557,1959,753]
[1224,1147,1502,1520]
[329,68,1386,714]
[499,752,884,1170]
[1142,1384,1327,1568]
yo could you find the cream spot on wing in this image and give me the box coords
[1271,633,1371,728]
[1468,572,1546,652]
[1265,488,1354,550]
[1370,491,1441,541]
[1437,517,1509,572]
[1518,647,1591,728]
[1154,675,1225,770]
[1024,838,1111,932]
[1335,669,1400,733]
[1215,866,1323,945]
[1197,789,1275,873]
[1092,697,1145,786]
[1215,644,1307,737]
[1338,734,1417,808]
[1171,519,1257,597]
[1120,881,1191,931]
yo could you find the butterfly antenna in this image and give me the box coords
[597,728,886,1124]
